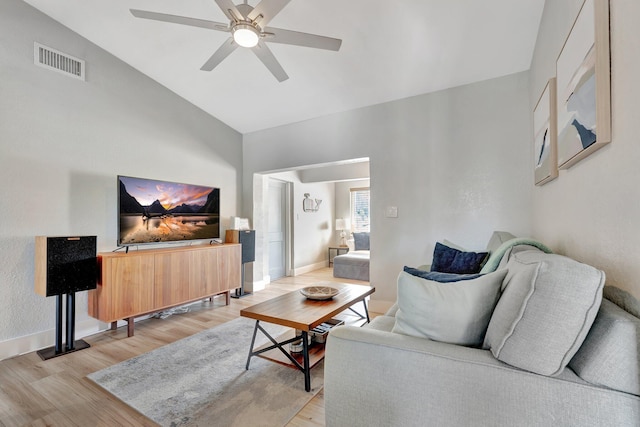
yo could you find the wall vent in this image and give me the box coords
[34,42,85,81]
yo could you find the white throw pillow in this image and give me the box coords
[392,269,507,346]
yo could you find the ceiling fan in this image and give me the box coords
[130,0,342,82]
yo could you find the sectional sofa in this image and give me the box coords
[325,232,640,426]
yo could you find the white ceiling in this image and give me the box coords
[23,0,545,134]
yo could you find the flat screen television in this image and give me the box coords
[117,175,220,246]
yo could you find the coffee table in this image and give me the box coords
[240,282,375,391]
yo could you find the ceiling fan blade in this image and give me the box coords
[214,0,245,21]
[130,9,229,32]
[264,27,342,51]
[200,38,238,71]
[252,40,289,82]
[247,0,291,27]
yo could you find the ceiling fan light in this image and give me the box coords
[233,24,259,48]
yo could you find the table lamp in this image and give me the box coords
[335,218,350,247]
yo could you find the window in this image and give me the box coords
[350,187,370,232]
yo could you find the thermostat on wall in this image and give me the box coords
[385,206,398,218]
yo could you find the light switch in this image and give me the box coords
[385,206,398,218]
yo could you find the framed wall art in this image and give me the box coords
[534,78,558,185]
[556,0,610,170]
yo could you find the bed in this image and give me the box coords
[332,232,370,281]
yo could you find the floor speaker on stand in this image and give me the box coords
[225,230,255,298]
[35,236,97,360]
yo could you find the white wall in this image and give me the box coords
[529,0,640,300]
[0,0,242,359]
[293,182,335,271]
[243,72,533,312]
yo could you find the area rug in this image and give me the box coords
[87,317,323,427]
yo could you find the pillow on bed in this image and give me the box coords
[353,232,370,250]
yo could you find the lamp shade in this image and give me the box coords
[335,218,349,231]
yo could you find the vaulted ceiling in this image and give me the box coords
[23,0,545,134]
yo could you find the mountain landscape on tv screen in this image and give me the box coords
[118,177,220,245]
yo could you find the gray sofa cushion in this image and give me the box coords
[486,231,517,253]
[392,269,507,346]
[484,250,604,376]
[603,285,640,318]
[325,325,640,427]
[569,298,640,396]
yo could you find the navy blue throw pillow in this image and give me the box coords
[403,266,482,283]
[430,242,488,274]
[353,232,370,250]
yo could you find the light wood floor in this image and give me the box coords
[0,268,372,427]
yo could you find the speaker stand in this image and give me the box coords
[230,263,252,299]
[37,293,91,360]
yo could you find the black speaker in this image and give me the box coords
[35,236,97,297]
[35,236,96,359]
[238,230,255,264]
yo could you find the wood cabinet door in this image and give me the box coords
[102,255,154,320]
[154,252,190,308]
[189,248,221,299]
[219,245,242,290]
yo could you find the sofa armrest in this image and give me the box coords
[324,326,640,427]
[384,303,398,317]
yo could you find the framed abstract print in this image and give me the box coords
[556,0,611,170]
[534,78,558,185]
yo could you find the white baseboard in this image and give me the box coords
[0,318,106,361]
[369,299,394,315]
[293,261,327,276]
[247,277,269,293]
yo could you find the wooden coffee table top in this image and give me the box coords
[240,282,375,331]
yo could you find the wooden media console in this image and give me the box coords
[88,243,241,336]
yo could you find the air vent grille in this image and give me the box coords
[34,42,85,81]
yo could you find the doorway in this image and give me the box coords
[252,159,369,288]
[268,179,289,280]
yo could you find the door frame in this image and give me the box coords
[284,181,294,276]
[268,178,293,279]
